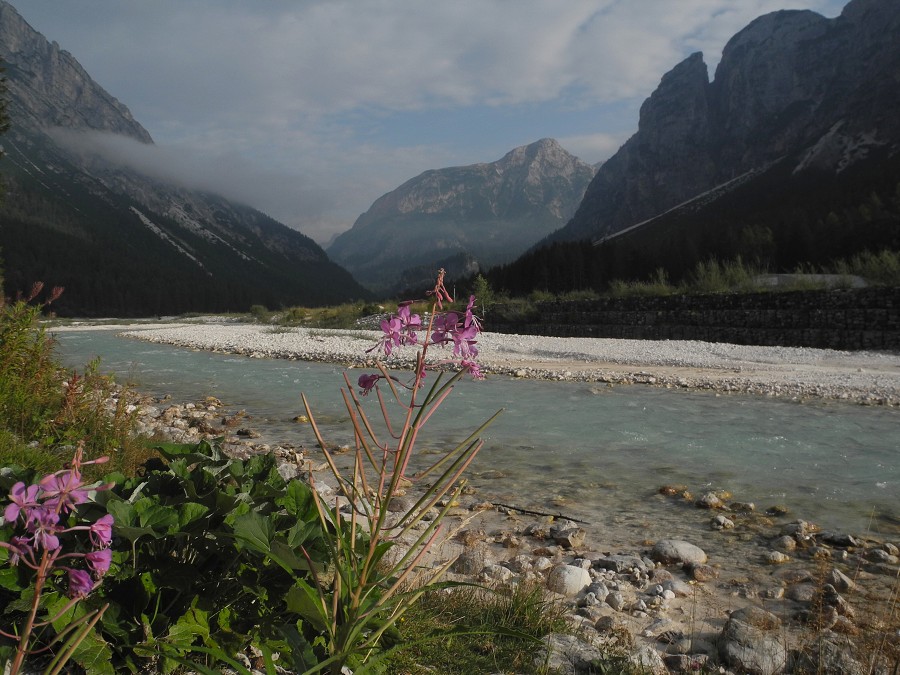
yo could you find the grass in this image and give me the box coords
[0,295,156,477]
[385,582,570,674]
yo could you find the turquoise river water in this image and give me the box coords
[55,329,900,539]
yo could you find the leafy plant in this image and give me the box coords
[0,444,115,675]
[92,439,329,673]
[287,270,500,673]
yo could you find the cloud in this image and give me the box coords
[47,128,342,242]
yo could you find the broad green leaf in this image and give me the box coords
[285,581,328,633]
[0,566,23,592]
[277,479,316,518]
[105,498,136,527]
[134,498,179,531]
[287,520,323,549]
[232,510,274,552]
[70,626,116,675]
[113,523,160,543]
[278,622,320,673]
[268,540,312,572]
[177,502,210,528]
[166,605,211,649]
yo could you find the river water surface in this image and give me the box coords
[55,329,900,540]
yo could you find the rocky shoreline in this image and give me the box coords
[90,320,899,674]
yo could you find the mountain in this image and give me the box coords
[327,138,595,293]
[541,0,900,248]
[0,1,369,316]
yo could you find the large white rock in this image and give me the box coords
[651,539,708,565]
[547,564,591,596]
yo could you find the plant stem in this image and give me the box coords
[9,549,51,675]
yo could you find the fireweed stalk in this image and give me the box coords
[295,270,501,673]
[0,443,114,675]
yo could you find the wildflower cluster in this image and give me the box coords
[359,273,484,394]
[1,445,114,673]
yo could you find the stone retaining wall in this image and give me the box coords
[489,288,900,351]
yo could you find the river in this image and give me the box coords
[54,328,899,539]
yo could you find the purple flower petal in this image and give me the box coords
[89,514,114,548]
[86,548,113,577]
[67,569,94,599]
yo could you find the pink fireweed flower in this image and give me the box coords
[4,535,34,566]
[89,514,114,548]
[464,295,482,333]
[66,568,94,599]
[39,470,89,514]
[27,507,61,551]
[371,304,423,356]
[461,359,484,380]
[4,482,41,524]
[357,373,380,395]
[85,548,112,577]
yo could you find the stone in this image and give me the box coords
[772,535,797,552]
[546,564,591,597]
[867,548,900,565]
[651,539,708,566]
[538,633,607,675]
[627,644,668,675]
[662,579,694,597]
[718,607,787,675]
[606,591,626,611]
[688,564,719,582]
[819,531,862,548]
[594,554,647,574]
[586,581,609,603]
[451,549,486,576]
[785,583,817,602]
[828,568,857,592]
[711,514,735,530]
[481,563,514,583]
[763,550,791,564]
[696,491,724,509]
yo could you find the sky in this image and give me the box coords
[14,0,847,245]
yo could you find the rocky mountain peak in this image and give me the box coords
[546,0,900,246]
[328,138,595,291]
[0,0,151,142]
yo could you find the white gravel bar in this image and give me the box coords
[93,320,900,406]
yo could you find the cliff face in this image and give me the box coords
[0,2,151,141]
[0,0,368,314]
[550,0,900,244]
[328,138,595,292]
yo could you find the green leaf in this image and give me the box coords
[285,581,328,633]
[278,622,320,673]
[232,510,274,553]
[277,479,316,519]
[286,520,322,550]
[0,566,24,592]
[134,498,179,532]
[166,604,211,649]
[177,502,210,528]
[69,627,116,675]
[105,498,136,527]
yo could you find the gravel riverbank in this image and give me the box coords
[103,321,900,406]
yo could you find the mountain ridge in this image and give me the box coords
[0,0,369,316]
[540,0,900,247]
[327,137,595,293]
